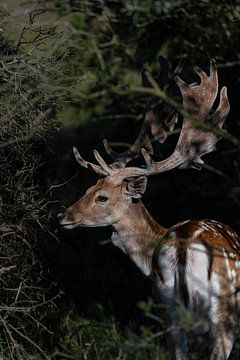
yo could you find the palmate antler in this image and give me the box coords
[103,56,184,168]
[74,60,230,184]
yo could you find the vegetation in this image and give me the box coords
[0,0,240,359]
[0,4,68,358]
[55,307,167,360]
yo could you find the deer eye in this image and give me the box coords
[95,195,108,203]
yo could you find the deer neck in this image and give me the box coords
[111,201,166,276]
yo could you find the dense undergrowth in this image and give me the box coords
[0,4,68,358]
[55,307,166,360]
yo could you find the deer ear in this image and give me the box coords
[124,177,148,199]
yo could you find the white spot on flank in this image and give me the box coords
[193,228,203,238]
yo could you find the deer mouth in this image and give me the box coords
[59,220,82,229]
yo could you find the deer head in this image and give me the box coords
[58,175,148,229]
[59,60,230,230]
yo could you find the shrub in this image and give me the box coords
[0,6,68,358]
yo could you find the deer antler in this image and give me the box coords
[73,147,110,176]
[74,60,230,184]
[172,59,230,170]
[104,57,184,168]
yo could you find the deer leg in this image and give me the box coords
[160,302,188,360]
[210,323,235,360]
[156,249,188,360]
[166,323,187,360]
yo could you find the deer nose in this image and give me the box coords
[57,211,66,222]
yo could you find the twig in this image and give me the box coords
[0,265,17,276]
[7,323,50,360]
[47,173,79,193]
[0,109,51,149]
[0,224,21,233]
[131,72,240,146]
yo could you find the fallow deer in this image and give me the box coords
[58,60,240,360]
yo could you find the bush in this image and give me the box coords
[0,6,68,358]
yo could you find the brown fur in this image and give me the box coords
[60,178,240,360]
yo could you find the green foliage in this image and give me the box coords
[55,307,167,360]
[54,0,240,142]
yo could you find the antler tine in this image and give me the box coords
[93,150,113,174]
[73,147,109,176]
[105,57,183,169]
[103,139,137,168]
[148,59,229,171]
[105,59,230,180]
[176,58,218,115]
[73,60,230,183]
[210,86,230,129]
